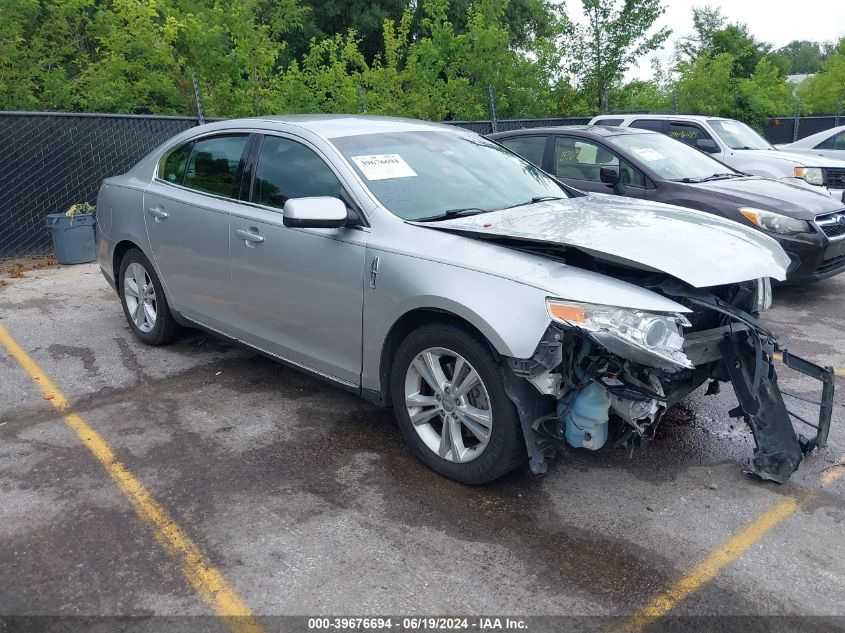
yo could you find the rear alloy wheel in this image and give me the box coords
[119,248,180,345]
[391,324,525,484]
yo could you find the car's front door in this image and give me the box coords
[551,136,647,198]
[144,133,251,329]
[228,134,368,386]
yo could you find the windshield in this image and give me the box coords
[708,119,773,150]
[330,130,567,221]
[607,132,737,181]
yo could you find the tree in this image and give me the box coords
[798,38,845,114]
[567,0,670,112]
[675,52,735,116]
[674,5,724,64]
[775,40,827,75]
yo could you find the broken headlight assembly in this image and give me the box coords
[545,299,693,370]
[739,207,813,236]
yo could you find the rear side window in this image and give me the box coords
[183,134,250,198]
[252,136,343,209]
[159,141,193,184]
[499,136,547,166]
[667,122,711,147]
[630,119,666,132]
[817,131,845,150]
[593,118,624,126]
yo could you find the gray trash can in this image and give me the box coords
[46,213,97,264]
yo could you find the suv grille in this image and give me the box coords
[816,210,845,239]
[826,168,845,189]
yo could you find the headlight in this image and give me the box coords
[755,277,772,313]
[794,167,824,186]
[546,299,694,370]
[739,207,813,235]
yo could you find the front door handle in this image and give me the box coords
[147,206,168,221]
[235,228,265,244]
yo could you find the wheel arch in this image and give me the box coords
[376,306,504,408]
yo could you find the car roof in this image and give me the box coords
[788,124,845,146]
[225,114,461,139]
[590,114,732,124]
[489,125,657,138]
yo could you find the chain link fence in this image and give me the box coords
[1,111,842,257]
[0,112,202,257]
[762,116,843,145]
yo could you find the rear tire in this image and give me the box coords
[390,323,525,484]
[118,248,180,346]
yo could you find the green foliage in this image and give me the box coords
[798,38,845,114]
[1,0,843,126]
[567,0,670,112]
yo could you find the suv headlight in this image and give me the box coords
[755,277,772,313]
[546,299,694,370]
[794,167,824,186]
[739,207,813,235]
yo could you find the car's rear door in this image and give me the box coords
[228,133,368,386]
[144,133,251,329]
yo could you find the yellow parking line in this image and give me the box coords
[0,325,265,633]
[615,459,844,633]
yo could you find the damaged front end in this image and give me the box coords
[505,279,835,484]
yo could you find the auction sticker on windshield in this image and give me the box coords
[351,154,417,180]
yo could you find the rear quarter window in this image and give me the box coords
[592,119,624,126]
[630,119,666,132]
[499,136,547,166]
[158,142,193,184]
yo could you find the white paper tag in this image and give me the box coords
[632,147,666,162]
[351,154,417,180]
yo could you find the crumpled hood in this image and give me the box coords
[414,195,790,287]
[687,176,842,220]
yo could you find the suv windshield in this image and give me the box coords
[607,132,738,181]
[708,119,773,150]
[330,130,567,221]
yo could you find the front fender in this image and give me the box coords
[360,249,552,393]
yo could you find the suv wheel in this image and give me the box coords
[390,323,525,484]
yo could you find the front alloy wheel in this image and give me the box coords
[405,347,493,463]
[391,323,526,484]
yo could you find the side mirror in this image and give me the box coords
[283,196,348,229]
[696,138,720,153]
[599,166,620,185]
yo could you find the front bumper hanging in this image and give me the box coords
[720,330,834,483]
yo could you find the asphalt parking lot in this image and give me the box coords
[1,263,844,632]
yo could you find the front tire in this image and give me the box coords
[390,323,525,484]
[118,248,180,345]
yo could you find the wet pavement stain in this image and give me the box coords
[48,344,99,378]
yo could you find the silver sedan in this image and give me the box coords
[96,115,833,484]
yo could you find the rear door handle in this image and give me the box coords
[147,206,168,221]
[235,228,264,244]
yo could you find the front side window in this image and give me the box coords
[252,136,343,209]
[498,136,547,166]
[667,122,712,147]
[330,131,567,221]
[554,137,645,187]
[183,134,250,197]
[708,119,773,150]
[159,141,193,185]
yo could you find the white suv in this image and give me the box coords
[589,114,845,202]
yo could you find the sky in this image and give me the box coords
[565,0,845,81]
